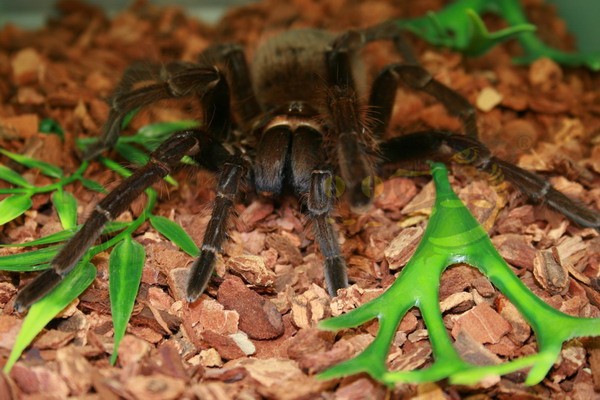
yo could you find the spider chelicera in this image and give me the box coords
[14,21,600,310]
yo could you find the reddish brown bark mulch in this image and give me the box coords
[1,0,600,399]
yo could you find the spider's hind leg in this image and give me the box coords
[332,21,477,139]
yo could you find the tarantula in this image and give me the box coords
[14,21,600,310]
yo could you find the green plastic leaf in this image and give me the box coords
[133,120,200,150]
[99,156,133,178]
[39,118,64,139]
[0,195,33,225]
[0,246,59,270]
[319,162,600,386]
[52,190,78,230]
[80,178,107,193]
[115,142,150,166]
[462,9,535,56]
[121,108,140,129]
[114,143,178,186]
[0,149,63,179]
[0,229,75,248]
[3,261,95,372]
[150,215,199,257]
[109,236,145,365]
[0,165,33,188]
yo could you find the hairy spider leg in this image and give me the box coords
[379,132,600,230]
[14,130,201,311]
[199,44,262,128]
[338,22,599,231]
[307,170,349,296]
[369,64,478,138]
[325,49,378,211]
[332,21,478,138]
[186,156,246,302]
[84,63,221,159]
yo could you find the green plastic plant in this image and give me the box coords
[397,0,600,70]
[319,162,600,386]
[0,120,201,371]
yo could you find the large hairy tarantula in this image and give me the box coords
[15,21,600,310]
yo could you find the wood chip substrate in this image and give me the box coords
[1,0,599,398]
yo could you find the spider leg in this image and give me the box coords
[200,44,262,127]
[14,129,202,311]
[326,50,377,211]
[307,170,348,296]
[186,156,246,302]
[380,131,600,230]
[84,64,221,159]
[332,21,477,138]
[289,127,348,295]
[369,64,477,138]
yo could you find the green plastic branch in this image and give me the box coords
[397,0,600,70]
[319,162,600,386]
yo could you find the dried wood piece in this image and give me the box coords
[497,295,531,343]
[335,377,387,400]
[384,226,424,270]
[451,303,512,344]
[476,86,503,112]
[10,48,44,85]
[217,275,283,339]
[201,330,245,361]
[188,298,239,336]
[237,200,274,231]
[533,249,569,295]
[126,374,185,400]
[492,233,537,270]
[265,233,303,265]
[0,114,38,139]
[56,346,93,395]
[9,364,69,397]
[226,254,276,287]
[290,284,330,329]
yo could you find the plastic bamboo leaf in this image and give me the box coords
[150,215,199,257]
[51,190,78,230]
[80,178,107,193]
[133,120,200,150]
[39,118,65,139]
[0,246,59,270]
[0,149,63,179]
[109,236,145,365]
[394,0,600,70]
[3,261,95,373]
[115,142,150,166]
[99,156,132,178]
[319,162,600,386]
[114,143,178,186]
[0,165,33,188]
[0,195,33,226]
[0,230,75,248]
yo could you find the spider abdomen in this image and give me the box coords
[251,29,335,109]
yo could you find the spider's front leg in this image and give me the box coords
[186,155,246,302]
[14,129,202,311]
[84,63,221,159]
[307,170,349,296]
[380,132,600,230]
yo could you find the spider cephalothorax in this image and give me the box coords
[15,21,600,310]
